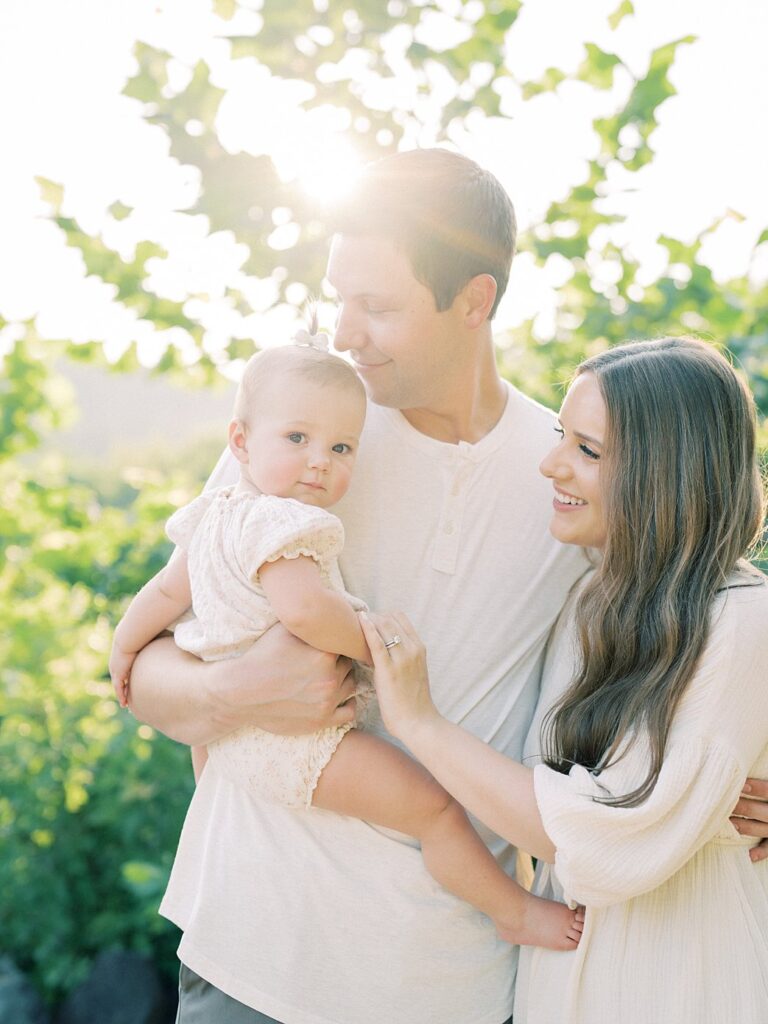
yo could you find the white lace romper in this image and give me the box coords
[166,486,368,809]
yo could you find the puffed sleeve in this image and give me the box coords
[534,583,768,908]
[165,490,218,550]
[238,496,345,581]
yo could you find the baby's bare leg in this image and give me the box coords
[312,731,582,951]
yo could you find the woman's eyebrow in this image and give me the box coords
[574,430,603,447]
[557,419,604,447]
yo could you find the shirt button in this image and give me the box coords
[444,523,454,535]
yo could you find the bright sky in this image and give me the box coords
[1,0,766,366]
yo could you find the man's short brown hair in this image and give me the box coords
[331,149,516,318]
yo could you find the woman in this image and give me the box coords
[360,337,768,1023]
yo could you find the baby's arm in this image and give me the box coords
[109,549,192,706]
[259,555,371,664]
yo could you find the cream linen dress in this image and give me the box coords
[516,571,768,1024]
[166,486,367,809]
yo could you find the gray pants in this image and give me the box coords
[176,965,282,1023]
[176,964,515,1023]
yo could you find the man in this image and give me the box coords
[129,149,767,1023]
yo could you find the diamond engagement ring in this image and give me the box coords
[384,635,402,650]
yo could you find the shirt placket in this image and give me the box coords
[431,442,475,575]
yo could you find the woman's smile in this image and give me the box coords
[553,487,587,509]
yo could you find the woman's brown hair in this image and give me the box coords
[543,337,765,806]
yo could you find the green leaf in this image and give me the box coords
[109,201,132,221]
[123,42,169,104]
[521,67,566,99]
[608,0,634,30]
[35,177,64,213]
[577,43,622,90]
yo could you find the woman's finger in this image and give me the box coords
[359,612,394,665]
[363,611,415,660]
[388,610,419,645]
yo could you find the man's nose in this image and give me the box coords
[333,305,365,353]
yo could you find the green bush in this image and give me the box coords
[0,452,198,1002]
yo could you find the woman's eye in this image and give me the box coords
[332,443,352,454]
[579,444,600,461]
[553,426,564,439]
[287,433,305,444]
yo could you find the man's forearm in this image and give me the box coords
[127,628,358,746]
[128,637,234,746]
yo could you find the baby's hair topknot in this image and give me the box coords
[233,344,366,424]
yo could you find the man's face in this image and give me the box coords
[326,234,464,410]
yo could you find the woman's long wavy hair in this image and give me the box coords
[543,337,765,806]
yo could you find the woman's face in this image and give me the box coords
[539,372,607,549]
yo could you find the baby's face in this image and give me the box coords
[237,376,366,508]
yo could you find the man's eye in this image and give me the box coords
[287,433,305,444]
[332,443,352,454]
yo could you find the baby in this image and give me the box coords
[109,340,581,951]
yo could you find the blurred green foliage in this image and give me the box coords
[0,342,200,999]
[2,0,766,1007]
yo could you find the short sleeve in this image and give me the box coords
[239,497,344,581]
[166,491,218,550]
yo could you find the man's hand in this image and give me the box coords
[226,624,358,736]
[730,778,768,863]
[128,623,357,746]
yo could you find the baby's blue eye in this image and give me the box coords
[287,432,305,444]
[332,443,352,454]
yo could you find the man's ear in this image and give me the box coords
[228,419,249,464]
[462,273,497,329]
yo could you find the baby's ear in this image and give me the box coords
[228,419,249,463]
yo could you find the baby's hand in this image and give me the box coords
[109,643,137,708]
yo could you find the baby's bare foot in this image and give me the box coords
[494,893,583,951]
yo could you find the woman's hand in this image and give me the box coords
[359,611,441,743]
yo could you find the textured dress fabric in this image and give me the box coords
[167,487,367,810]
[516,574,768,1024]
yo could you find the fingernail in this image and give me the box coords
[743,783,752,793]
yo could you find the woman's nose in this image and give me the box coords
[539,443,564,481]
